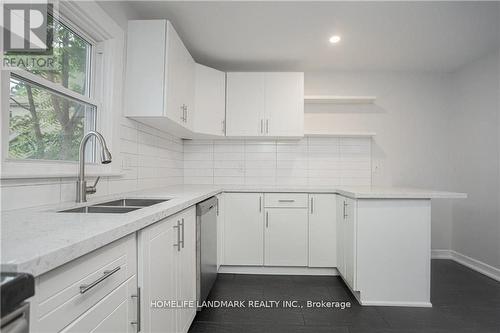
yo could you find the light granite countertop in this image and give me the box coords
[0,184,465,277]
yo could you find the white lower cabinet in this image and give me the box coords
[223,192,334,268]
[308,194,337,268]
[336,196,432,306]
[264,208,308,266]
[30,234,137,333]
[223,193,264,265]
[336,196,357,291]
[138,207,196,333]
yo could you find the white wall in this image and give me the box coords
[448,50,500,269]
[184,137,371,186]
[304,72,455,250]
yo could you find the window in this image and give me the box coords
[7,15,97,162]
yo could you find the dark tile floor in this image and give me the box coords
[189,260,500,333]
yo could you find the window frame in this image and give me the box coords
[8,71,99,163]
[0,0,124,179]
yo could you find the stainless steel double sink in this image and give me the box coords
[58,198,169,214]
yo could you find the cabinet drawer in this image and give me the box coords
[60,276,136,333]
[32,234,136,333]
[264,193,308,208]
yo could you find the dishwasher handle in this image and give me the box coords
[196,197,218,216]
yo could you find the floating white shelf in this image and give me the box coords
[304,95,376,104]
[304,131,376,138]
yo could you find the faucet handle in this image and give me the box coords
[92,176,101,188]
[86,176,100,195]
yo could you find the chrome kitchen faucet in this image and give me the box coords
[76,131,112,203]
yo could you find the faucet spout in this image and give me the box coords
[76,131,112,203]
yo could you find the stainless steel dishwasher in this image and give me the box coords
[196,197,218,307]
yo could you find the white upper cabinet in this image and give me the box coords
[265,72,304,137]
[194,64,226,137]
[226,72,304,138]
[226,73,266,137]
[125,20,195,136]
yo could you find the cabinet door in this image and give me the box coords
[125,20,166,118]
[166,21,195,128]
[223,193,264,265]
[139,217,178,333]
[216,194,225,269]
[265,73,304,137]
[194,64,226,136]
[264,209,308,266]
[343,197,357,290]
[177,208,196,333]
[226,73,265,136]
[336,196,345,276]
[308,194,337,267]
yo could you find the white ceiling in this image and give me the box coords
[119,1,500,72]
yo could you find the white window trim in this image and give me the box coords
[0,0,125,179]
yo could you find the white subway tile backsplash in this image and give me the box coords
[184,176,214,185]
[277,177,308,186]
[184,168,214,177]
[214,176,245,185]
[214,152,245,161]
[214,168,244,177]
[276,168,308,178]
[213,142,245,153]
[185,160,214,169]
[245,176,276,186]
[3,131,371,211]
[214,160,244,169]
[277,159,308,169]
[184,137,371,187]
[184,152,213,161]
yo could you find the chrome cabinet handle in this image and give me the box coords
[173,221,181,251]
[185,106,188,123]
[221,120,225,134]
[310,197,314,214]
[181,218,185,249]
[79,266,120,294]
[278,199,295,203]
[131,287,141,332]
[259,196,262,212]
[260,119,263,134]
[343,201,348,219]
[266,119,269,134]
[180,105,185,121]
[266,211,269,228]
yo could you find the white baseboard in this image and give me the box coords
[218,265,338,276]
[430,249,453,259]
[431,249,500,282]
[360,300,432,307]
